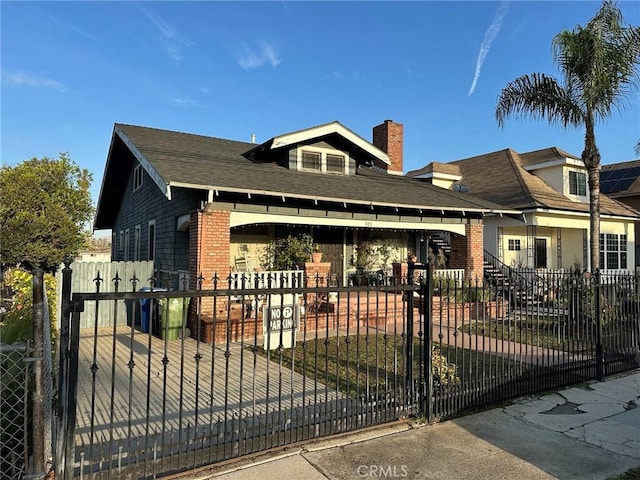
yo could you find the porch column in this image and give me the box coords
[449,222,484,283]
[188,209,231,343]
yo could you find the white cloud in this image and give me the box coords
[142,8,193,63]
[170,97,201,108]
[468,1,509,96]
[236,41,282,70]
[2,71,67,91]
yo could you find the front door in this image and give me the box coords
[535,238,547,268]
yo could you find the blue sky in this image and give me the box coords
[2,1,639,227]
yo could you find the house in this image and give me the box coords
[94,119,517,291]
[600,159,640,267]
[407,147,639,273]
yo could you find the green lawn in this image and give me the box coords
[258,333,519,397]
[461,316,595,353]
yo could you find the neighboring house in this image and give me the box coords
[600,159,640,267]
[74,246,112,263]
[94,119,517,291]
[407,147,638,273]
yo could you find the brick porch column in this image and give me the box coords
[449,222,484,283]
[303,262,331,287]
[188,209,231,342]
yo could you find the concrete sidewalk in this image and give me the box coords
[184,370,640,480]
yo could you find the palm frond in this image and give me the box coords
[495,73,583,128]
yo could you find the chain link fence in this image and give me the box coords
[0,342,30,479]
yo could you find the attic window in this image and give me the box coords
[133,165,143,191]
[327,154,345,173]
[301,151,321,171]
[569,171,586,196]
[299,149,347,174]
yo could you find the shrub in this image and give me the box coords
[432,346,459,387]
[0,268,57,344]
[260,234,314,270]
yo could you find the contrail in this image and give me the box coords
[468,1,509,96]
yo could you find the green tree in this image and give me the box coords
[495,1,640,272]
[0,153,94,272]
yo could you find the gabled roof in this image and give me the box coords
[407,148,638,218]
[95,123,518,230]
[600,159,640,198]
[246,121,390,165]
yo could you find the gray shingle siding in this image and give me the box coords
[111,162,203,275]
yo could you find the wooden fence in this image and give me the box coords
[55,261,154,329]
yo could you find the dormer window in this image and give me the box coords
[569,171,587,196]
[298,148,347,174]
[302,151,321,171]
[327,154,345,173]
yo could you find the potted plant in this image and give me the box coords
[351,240,379,285]
[311,244,323,263]
[260,233,314,270]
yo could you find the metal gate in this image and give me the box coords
[54,261,428,479]
[53,260,639,479]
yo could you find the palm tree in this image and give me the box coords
[495,1,640,272]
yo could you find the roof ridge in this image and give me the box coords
[506,149,539,207]
[115,123,254,147]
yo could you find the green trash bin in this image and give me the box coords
[158,297,187,340]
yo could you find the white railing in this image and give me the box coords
[227,270,305,290]
[434,269,465,286]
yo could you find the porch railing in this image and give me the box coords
[227,270,305,289]
[433,268,465,285]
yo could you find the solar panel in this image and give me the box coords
[602,169,626,180]
[601,182,619,194]
[625,166,640,178]
[613,178,635,191]
[600,166,640,193]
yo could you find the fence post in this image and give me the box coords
[595,268,603,381]
[55,259,72,479]
[422,261,434,422]
[32,268,46,477]
[405,260,414,398]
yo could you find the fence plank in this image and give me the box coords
[55,261,154,329]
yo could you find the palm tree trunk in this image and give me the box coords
[583,114,601,272]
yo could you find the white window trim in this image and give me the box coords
[134,225,141,261]
[567,169,587,199]
[508,239,521,251]
[148,220,156,261]
[297,146,348,174]
[600,233,627,270]
[124,228,130,261]
[133,164,144,191]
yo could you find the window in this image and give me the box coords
[299,149,347,174]
[119,230,124,251]
[508,239,521,251]
[326,154,345,173]
[148,221,156,261]
[569,171,587,196]
[599,233,627,270]
[301,151,321,171]
[134,225,141,261]
[133,164,143,191]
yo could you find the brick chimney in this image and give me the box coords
[372,120,403,175]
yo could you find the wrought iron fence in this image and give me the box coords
[54,263,640,479]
